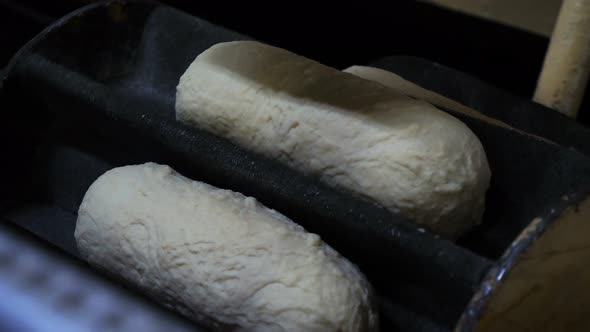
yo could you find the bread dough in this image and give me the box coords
[344,65,553,142]
[344,65,513,129]
[176,41,491,238]
[75,163,378,332]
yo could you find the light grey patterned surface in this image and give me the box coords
[0,223,200,332]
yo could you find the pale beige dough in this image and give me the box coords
[176,41,491,238]
[343,65,501,126]
[75,163,378,332]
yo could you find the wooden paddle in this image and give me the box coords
[533,0,590,118]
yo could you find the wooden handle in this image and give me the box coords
[533,0,590,118]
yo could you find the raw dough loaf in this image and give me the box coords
[343,65,512,130]
[75,163,378,332]
[176,41,491,238]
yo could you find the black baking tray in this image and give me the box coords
[2,1,590,331]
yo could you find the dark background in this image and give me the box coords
[1,0,588,124]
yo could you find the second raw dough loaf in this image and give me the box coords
[176,41,491,238]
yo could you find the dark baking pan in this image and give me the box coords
[0,1,490,330]
[2,1,590,331]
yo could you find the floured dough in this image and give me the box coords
[176,41,491,238]
[343,65,512,130]
[75,163,378,332]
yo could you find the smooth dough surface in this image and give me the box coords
[176,41,491,238]
[75,163,378,332]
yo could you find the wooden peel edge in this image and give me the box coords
[533,0,590,118]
